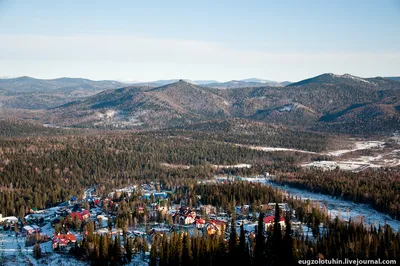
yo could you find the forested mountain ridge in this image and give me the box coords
[42,73,400,135]
[0,76,128,109]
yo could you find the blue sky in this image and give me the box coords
[0,0,399,82]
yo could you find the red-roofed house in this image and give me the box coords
[71,210,90,221]
[52,233,77,250]
[195,218,206,229]
[206,219,226,235]
[263,215,285,231]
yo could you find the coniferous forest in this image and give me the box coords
[1,126,400,265]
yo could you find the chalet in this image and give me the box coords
[0,215,18,224]
[137,206,144,214]
[196,218,206,229]
[71,210,90,221]
[206,219,226,235]
[263,215,285,231]
[52,232,77,250]
[22,225,41,235]
[180,215,195,225]
[200,205,216,215]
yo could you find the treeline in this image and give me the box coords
[274,168,400,219]
[0,119,67,138]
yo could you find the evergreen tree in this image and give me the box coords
[160,234,170,266]
[33,243,41,259]
[150,239,158,266]
[228,216,238,265]
[125,237,133,263]
[283,213,294,265]
[272,203,283,265]
[142,235,149,252]
[114,235,123,264]
[239,223,250,265]
[182,233,193,266]
[254,212,265,266]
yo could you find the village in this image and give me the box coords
[0,176,317,265]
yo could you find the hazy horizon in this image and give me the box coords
[0,0,399,82]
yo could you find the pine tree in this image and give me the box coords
[99,234,108,261]
[228,216,238,265]
[239,223,250,265]
[114,235,123,264]
[272,203,283,265]
[216,232,228,266]
[160,234,170,266]
[125,237,133,263]
[254,212,265,266]
[182,233,192,266]
[33,243,41,259]
[283,213,294,265]
[150,239,158,266]
[142,235,149,252]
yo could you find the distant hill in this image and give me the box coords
[47,80,230,129]
[386,77,400,82]
[42,73,400,135]
[203,80,285,89]
[134,78,289,88]
[0,76,128,109]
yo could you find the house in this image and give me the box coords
[180,215,195,225]
[22,225,41,235]
[71,210,90,222]
[137,206,144,214]
[0,215,18,224]
[206,219,226,235]
[196,218,206,229]
[263,216,285,231]
[200,205,216,215]
[52,232,77,250]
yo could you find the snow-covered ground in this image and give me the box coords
[240,140,385,157]
[241,177,400,231]
[239,140,395,172]
[238,144,318,154]
[212,164,252,169]
[303,147,400,172]
[322,141,385,156]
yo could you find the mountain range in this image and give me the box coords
[132,78,289,88]
[38,73,400,135]
[0,76,127,109]
[0,76,289,109]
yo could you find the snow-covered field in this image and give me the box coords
[322,141,385,156]
[239,140,396,172]
[303,148,400,172]
[212,164,252,169]
[240,140,385,157]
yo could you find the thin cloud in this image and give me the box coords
[0,34,399,81]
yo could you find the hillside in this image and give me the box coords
[40,74,400,135]
[0,76,128,109]
[46,80,230,129]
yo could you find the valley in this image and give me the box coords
[1,73,400,265]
